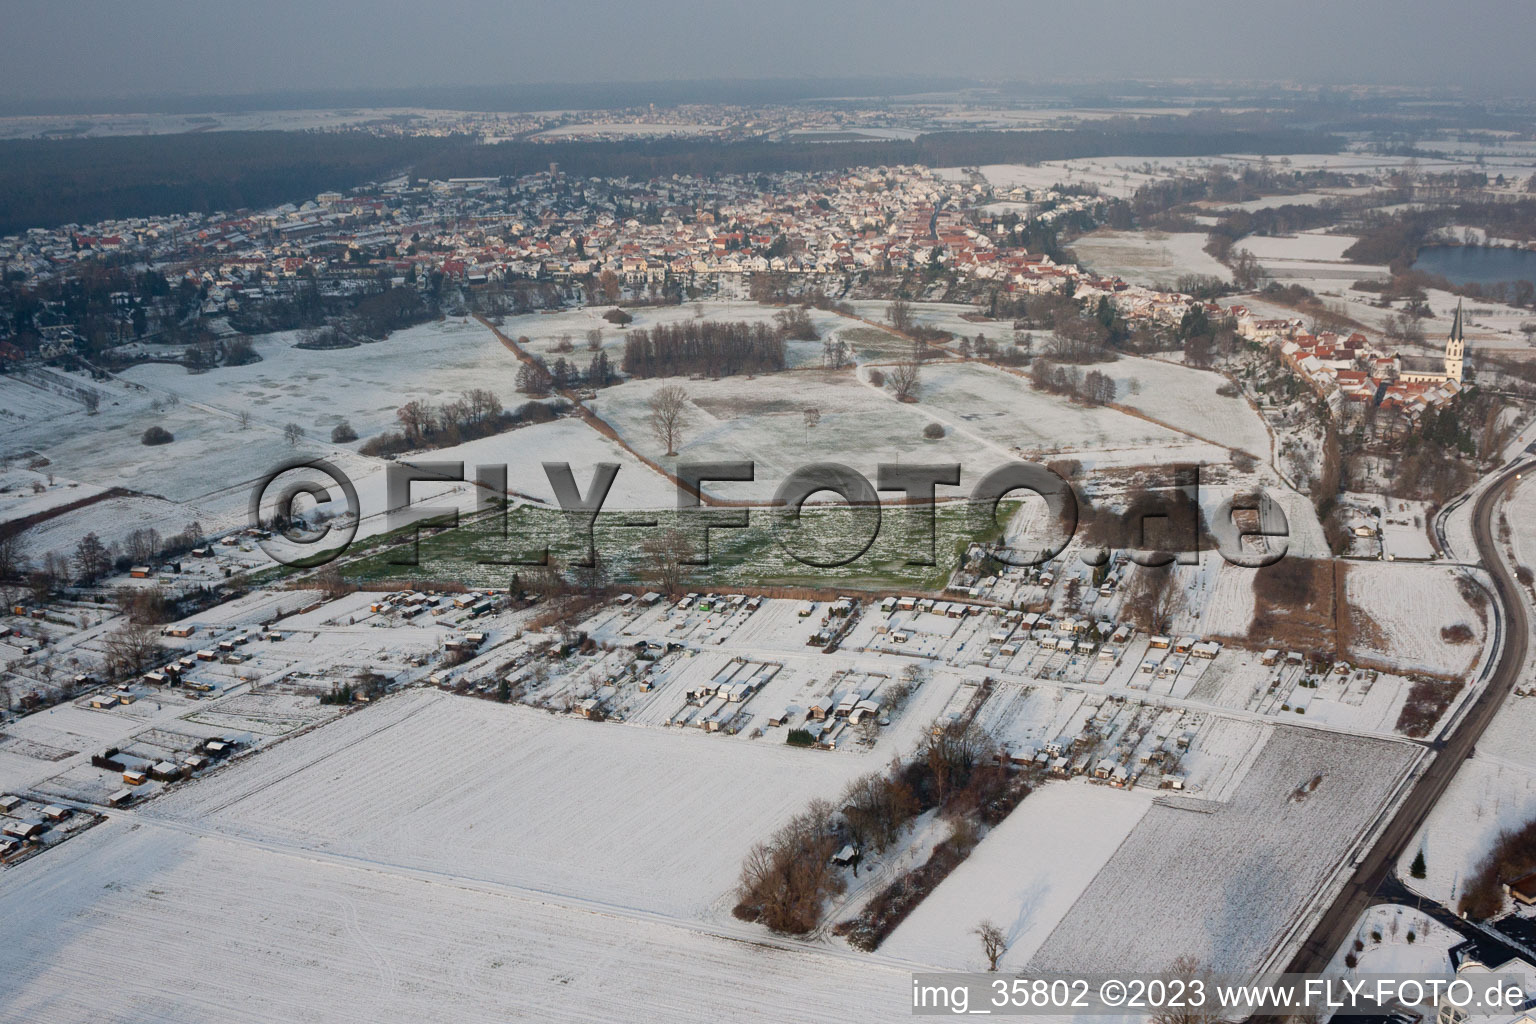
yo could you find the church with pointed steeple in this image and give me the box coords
[1399,299,1466,385]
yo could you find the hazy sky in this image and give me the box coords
[3,0,1534,104]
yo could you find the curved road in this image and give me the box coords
[1280,458,1532,976]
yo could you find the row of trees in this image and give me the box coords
[1028,358,1119,406]
[736,715,1021,941]
[620,320,787,378]
[360,389,563,456]
[0,520,206,610]
[516,351,616,394]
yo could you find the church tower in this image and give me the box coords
[1444,299,1465,383]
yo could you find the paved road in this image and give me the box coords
[1280,459,1532,976]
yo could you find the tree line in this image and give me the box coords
[359,388,567,457]
[621,320,786,378]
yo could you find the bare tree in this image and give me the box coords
[887,353,921,402]
[73,532,111,583]
[0,532,27,582]
[887,299,912,334]
[586,328,604,351]
[822,335,848,368]
[975,921,1007,971]
[396,400,434,442]
[238,410,252,430]
[124,527,161,566]
[648,384,691,457]
[283,422,306,447]
[638,528,693,596]
[1149,957,1218,1024]
[1126,566,1185,635]
[803,406,821,443]
[102,620,164,677]
[463,388,503,424]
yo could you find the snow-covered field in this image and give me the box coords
[120,318,519,442]
[418,416,677,510]
[1071,230,1231,286]
[1401,474,1536,907]
[1239,230,1388,287]
[1398,752,1536,907]
[1344,562,1486,676]
[586,359,1232,503]
[879,781,1154,969]
[148,689,874,921]
[588,368,1020,501]
[0,816,921,1024]
[1026,727,1421,974]
[1104,355,1271,458]
[0,468,106,524]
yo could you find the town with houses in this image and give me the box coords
[2,72,1536,1024]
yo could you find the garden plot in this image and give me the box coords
[974,684,1094,759]
[1344,563,1486,677]
[1327,904,1463,976]
[187,587,327,627]
[181,691,340,738]
[146,689,876,921]
[1183,650,1415,736]
[1372,496,1437,561]
[880,781,1155,970]
[1026,727,1421,974]
[0,818,921,1024]
[1198,562,1261,638]
[1104,356,1271,458]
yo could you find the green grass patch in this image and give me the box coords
[337,499,1016,593]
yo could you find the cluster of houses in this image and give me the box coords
[370,589,499,620]
[3,157,1124,351]
[769,670,889,750]
[87,734,241,803]
[671,659,783,733]
[1002,703,1203,792]
[1244,301,1467,419]
[0,794,88,858]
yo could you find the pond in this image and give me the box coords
[1412,244,1536,288]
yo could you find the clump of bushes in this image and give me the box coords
[1461,816,1536,919]
[141,425,174,445]
[923,422,945,440]
[330,420,359,443]
[732,799,844,934]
